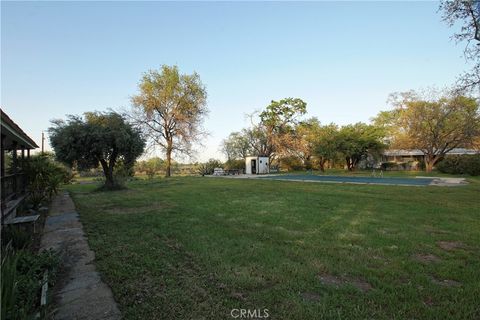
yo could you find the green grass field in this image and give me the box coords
[66,175,480,319]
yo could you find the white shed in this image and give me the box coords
[245,156,270,174]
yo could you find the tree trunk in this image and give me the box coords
[424,154,439,173]
[100,159,115,188]
[346,157,353,171]
[319,159,326,172]
[165,140,173,177]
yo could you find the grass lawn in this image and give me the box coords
[66,176,480,319]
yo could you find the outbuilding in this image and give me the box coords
[245,156,269,174]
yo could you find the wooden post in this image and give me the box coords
[1,135,5,224]
[12,141,18,199]
[21,147,25,193]
[27,149,30,158]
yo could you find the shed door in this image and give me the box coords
[251,159,256,174]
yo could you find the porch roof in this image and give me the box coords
[1,108,39,150]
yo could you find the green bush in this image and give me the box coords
[1,244,20,320]
[380,162,397,171]
[135,158,166,178]
[1,227,32,250]
[1,244,59,320]
[22,155,72,209]
[437,154,480,176]
[224,159,245,171]
[280,156,304,171]
[196,159,223,176]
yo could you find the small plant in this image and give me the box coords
[1,226,33,250]
[1,245,60,320]
[1,243,20,320]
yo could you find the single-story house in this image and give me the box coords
[382,148,479,163]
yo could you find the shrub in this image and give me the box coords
[114,159,135,178]
[196,159,223,176]
[1,227,32,250]
[22,155,72,209]
[224,159,245,171]
[2,248,59,320]
[135,158,166,178]
[380,162,397,171]
[279,156,304,171]
[1,244,19,320]
[437,154,480,176]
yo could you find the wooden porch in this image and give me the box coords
[1,108,39,224]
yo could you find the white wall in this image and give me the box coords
[258,157,269,174]
[245,156,269,174]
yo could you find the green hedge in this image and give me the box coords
[436,154,480,176]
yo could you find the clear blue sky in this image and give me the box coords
[1,1,470,161]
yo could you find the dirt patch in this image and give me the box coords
[231,292,247,301]
[318,274,373,292]
[437,241,465,251]
[413,253,442,264]
[431,277,462,287]
[103,203,171,215]
[423,296,435,306]
[349,279,373,292]
[318,274,344,287]
[301,292,321,302]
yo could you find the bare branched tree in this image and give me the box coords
[440,0,480,93]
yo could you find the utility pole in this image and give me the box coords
[41,131,45,154]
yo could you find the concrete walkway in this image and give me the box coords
[41,192,121,320]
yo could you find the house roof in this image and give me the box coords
[383,148,479,157]
[1,108,39,149]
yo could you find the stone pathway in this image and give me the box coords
[41,192,121,320]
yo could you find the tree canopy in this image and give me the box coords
[130,65,208,177]
[374,90,480,171]
[310,122,342,171]
[49,111,145,189]
[258,98,307,161]
[220,132,251,161]
[337,123,386,171]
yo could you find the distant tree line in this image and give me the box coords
[221,90,480,173]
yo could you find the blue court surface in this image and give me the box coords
[257,174,436,186]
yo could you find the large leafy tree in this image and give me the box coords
[49,112,145,189]
[440,0,480,92]
[220,132,251,161]
[131,65,208,177]
[242,125,274,160]
[311,123,341,172]
[290,118,322,169]
[337,123,386,171]
[375,90,480,172]
[259,98,307,160]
